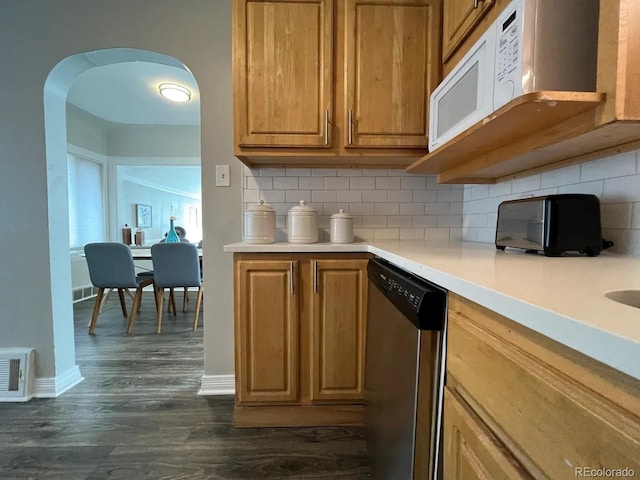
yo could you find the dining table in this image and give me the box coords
[129,246,203,260]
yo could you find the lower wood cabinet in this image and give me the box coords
[443,388,533,480]
[233,253,369,427]
[235,259,299,404]
[310,259,367,402]
[445,294,640,479]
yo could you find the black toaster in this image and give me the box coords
[495,194,603,256]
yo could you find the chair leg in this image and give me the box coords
[99,288,112,313]
[88,288,111,328]
[89,288,105,335]
[183,287,189,313]
[127,287,143,334]
[168,288,177,316]
[193,286,203,331]
[156,287,165,334]
[118,289,128,317]
[153,283,159,312]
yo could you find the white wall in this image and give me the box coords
[120,179,202,243]
[0,1,238,382]
[108,124,201,158]
[462,150,640,256]
[243,167,464,241]
[66,104,108,155]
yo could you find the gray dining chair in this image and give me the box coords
[151,242,203,333]
[84,242,155,335]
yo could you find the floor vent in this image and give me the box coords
[0,348,35,402]
[73,285,96,303]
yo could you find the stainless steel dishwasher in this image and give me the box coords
[365,258,447,480]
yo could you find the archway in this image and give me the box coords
[43,48,200,395]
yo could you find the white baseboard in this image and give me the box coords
[34,365,84,398]
[198,374,235,396]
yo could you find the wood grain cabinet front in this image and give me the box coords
[232,0,442,167]
[310,259,368,401]
[344,0,440,149]
[234,259,299,404]
[233,253,369,427]
[444,294,640,479]
[233,0,333,148]
[443,388,533,480]
[442,0,495,64]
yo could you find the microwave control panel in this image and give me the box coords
[494,0,524,110]
[496,11,519,81]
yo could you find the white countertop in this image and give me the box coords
[224,240,640,380]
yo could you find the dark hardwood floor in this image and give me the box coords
[0,292,369,479]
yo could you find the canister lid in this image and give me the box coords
[331,208,352,219]
[247,200,274,213]
[288,200,317,214]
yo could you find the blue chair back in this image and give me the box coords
[151,242,201,289]
[84,242,138,288]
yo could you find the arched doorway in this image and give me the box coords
[43,48,201,394]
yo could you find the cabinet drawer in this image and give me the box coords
[447,295,640,479]
[443,388,533,479]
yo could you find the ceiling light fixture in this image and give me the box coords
[159,83,191,102]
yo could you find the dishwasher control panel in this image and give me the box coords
[385,277,422,310]
[368,258,447,330]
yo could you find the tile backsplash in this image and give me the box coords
[462,150,640,256]
[241,149,640,256]
[242,167,464,242]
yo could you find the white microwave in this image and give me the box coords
[428,0,599,152]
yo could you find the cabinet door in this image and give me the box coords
[310,259,368,401]
[443,388,533,480]
[344,0,440,148]
[235,260,299,403]
[233,0,333,147]
[442,0,495,62]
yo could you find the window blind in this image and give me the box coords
[68,155,105,249]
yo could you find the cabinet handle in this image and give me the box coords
[324,109,330,145]
[290,262,294,295]
[474,0,479,7]
[348,109,353,145]
[313,261,318,294]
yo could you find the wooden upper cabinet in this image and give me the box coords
[344,0,441,148]
[235,259,299,403]
[233,0,333,147]
[442,0,495,63]
[443,389,533,480]
[310,259,368,401]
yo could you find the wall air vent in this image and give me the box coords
[0,348,35,402]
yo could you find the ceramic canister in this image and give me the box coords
[330,209,354,244]
[244,200,276,244]
[287,200,318,244]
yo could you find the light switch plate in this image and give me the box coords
[216,165,230,187]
